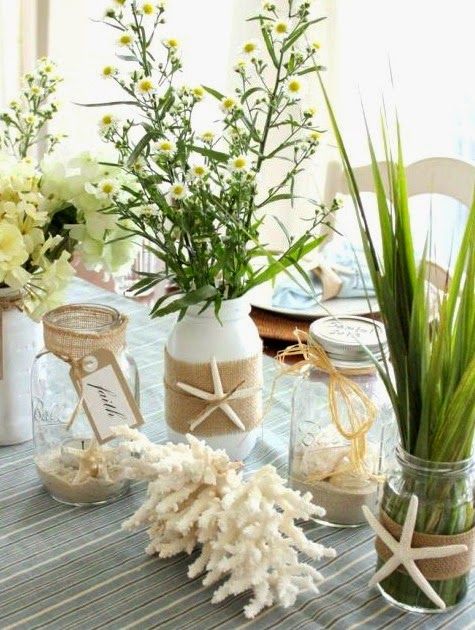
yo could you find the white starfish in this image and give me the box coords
[362,494,468,610]
[176,356,260,432]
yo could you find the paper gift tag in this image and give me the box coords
[70,348,144,443]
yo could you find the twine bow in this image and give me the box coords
[277,329,378,480]
[0,292,24,381]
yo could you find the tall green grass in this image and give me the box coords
[318,74,475,609]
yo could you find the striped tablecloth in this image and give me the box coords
[1,278,473,630]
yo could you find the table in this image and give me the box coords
[1,279,473,630]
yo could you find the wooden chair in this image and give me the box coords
[323,157,475,291]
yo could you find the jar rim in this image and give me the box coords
[396,445,474,474]
[44,303,121,333]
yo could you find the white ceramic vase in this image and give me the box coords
[165,296,263,460]
[0,288,42,445]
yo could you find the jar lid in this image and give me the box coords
[309,316,387,364]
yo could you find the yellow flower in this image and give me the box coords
[101,65,117,78]
[96,178,120,199]
[0,224,29,271]
[118,31,135,47]
[192,86,205,101]
[136,77,155,94]
[304,106,317,118]
[273,20,289,39]
[221,96,238,114]
[113,0,126,5]
[311,41,321,51]
[308,130,321,143]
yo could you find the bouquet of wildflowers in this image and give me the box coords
[93,0,336,316]
[0,59,137,318]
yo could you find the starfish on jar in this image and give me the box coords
[363,494,468,610]
[176,356,259,432]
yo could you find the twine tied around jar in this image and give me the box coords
[40,304,128,430]
[276,329,378,481]
[0,291,24,380]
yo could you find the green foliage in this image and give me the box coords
[320,73,475,462]
[92,0,335,316]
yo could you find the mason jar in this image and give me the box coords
[32,303,140,506]
[377,447,474,612]
[288,316,396,527]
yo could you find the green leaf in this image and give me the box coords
[150,285,218,318]
[127,131,154,167]
[202,85,225,101]
[262,26,279,68]
[191,145,229,163]
[74,100,140,108]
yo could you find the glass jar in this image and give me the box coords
[32,304,140,506]
[288,316,396,527]
[377,447,474,612]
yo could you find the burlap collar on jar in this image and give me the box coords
[43,304,127,361]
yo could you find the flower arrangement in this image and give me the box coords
[93,0,336,316]
[322,80,475,610]
[0,59,137,318]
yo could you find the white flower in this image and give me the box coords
[138,203,159,217]
[200,130,215,144]
[95,178,120,200]
[23,114,39,126]
[101,65,117,79]
[117,31,135,47]
[191,86,205,101]
[228,154,251,174]
[285,77,305,99]
[303,106,317,118]
[234,58,248,73]
[221,96,238,114]
[138,2,156,16]
[163,37,180,51]
[169,182,189,200]
[273,20,289,39]
[241,40,260,58]
[154,138,177,157]
[136,77,155,95]
[307,130,321,144]
[189,162,208,180]
[99,113,118,132]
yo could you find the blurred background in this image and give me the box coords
[1,0,473,275]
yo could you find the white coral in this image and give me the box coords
[112,428,336,619]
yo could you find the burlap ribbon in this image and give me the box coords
[276,330,378,479]
[0,291,24,381]
[42,304,128,429]
[164,349,263,436]
[376,511,475,580]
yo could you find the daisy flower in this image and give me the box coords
[273,20,289,39]
[99,113,118,131]
[191,86,205,101]
[307,130,321,143]
[262,1,276,10]
[241,40,260,57]
[200,130,215,143]
[229,154,251,174]
[169,182,189,201]
[117,31,135,47]
[285,77,305,99]
[189,162,208,179]
[136,77,155,95]
[113,0,127,5]
[234,58,248,73]
[138,2,155,15]
[221,96,238,114]
[154,138,177,157]
[304,106,317,118]
[310,40,321,51]
[101,65,117,79]
[163,38,180,50]
[96,178,120,199]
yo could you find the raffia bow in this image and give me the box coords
[0,292,24,380]
[277,329,378,480]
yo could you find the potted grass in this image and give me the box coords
[320,79,475,611]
